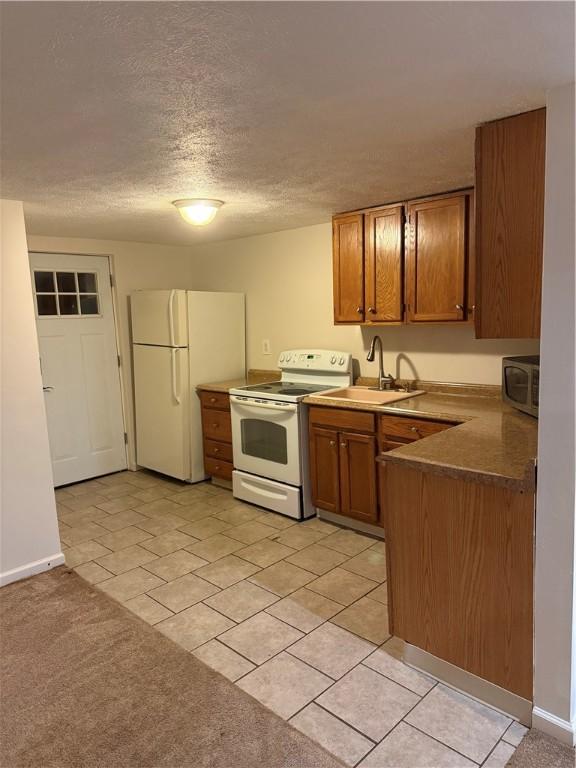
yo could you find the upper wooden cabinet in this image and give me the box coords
[364,205,404,323]
[475,108,545,338]
[333,213,364,322]
[332,191,473,326]
[406,192,473,323]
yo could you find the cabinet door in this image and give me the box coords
[309,426,340,512]
[475,109,545,338]
[339,431,378,523]
[333,213,365,323]
[406,194,469,322]
[365,205,404,323]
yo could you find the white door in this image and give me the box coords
[131,290,188,347]
[133,344,190,480]
[29,253,127,486]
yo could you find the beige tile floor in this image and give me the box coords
[57,470,526,768]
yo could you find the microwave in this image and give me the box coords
[502,356,539,418]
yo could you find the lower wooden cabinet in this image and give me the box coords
[380,461,534,700]
[309,406,458,528]
[309,407,379,524]
[200,391,233,481]
[339,432,378,523]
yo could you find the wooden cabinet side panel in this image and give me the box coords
[475,108,545,338]
[383,464,534,699]
[406,195,468,322]
[309,425,340,512]
[339,432,378,523]
[333,214,365,323]
[365,206,404,322]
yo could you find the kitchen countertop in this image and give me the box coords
[197,369,279,394]
[304,389,538,492]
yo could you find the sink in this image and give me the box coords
[318,387,424,405]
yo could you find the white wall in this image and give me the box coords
[0,201,63,585]
[27,235,194,467]
[188,223,539,384]
[533,82,576,745]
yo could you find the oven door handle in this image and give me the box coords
[230,396,297,413]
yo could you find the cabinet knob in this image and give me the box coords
[212,423,218,428]
[329,440,336,447]
[410,426,422,435]
[368,307,376,314]
[210,397,217,403]
[213,447,220,453]
[356,306,363,314]
[455,304,464,311]
[340,442,347,448]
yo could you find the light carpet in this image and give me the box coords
[0,566,344,768]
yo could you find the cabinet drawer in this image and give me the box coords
[309,406,375,433]
[204,456,233,481]
[204,440,233,462]
[379,414,454,441]
[202,409,232,442]
[199,391,230,411]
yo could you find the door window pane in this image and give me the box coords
[241,419,288,464]
[34,271,55,292]
[56,272,77,293]
[80,294,99,315]
[58,295,79,315]
[36,294,58,315]
[78,272,97,292]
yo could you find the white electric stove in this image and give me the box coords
[229,349,352,519]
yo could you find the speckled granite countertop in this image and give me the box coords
[197,370,279,393]
[304,389,538,492]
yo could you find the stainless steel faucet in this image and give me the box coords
[367,336,395,390]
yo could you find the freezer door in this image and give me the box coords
[131,290,188,346]
[133,344,191,480]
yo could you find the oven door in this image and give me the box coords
[230,396,301,485]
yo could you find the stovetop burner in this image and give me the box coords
[239,381,336,397]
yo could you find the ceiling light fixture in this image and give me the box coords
[172,198,224,226]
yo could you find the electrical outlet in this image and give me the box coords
[262,339,271,355]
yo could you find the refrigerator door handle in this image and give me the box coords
[168,289,176,347]
[171,348,181,404]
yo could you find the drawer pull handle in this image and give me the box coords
[213,447,220,453]
[212,423,218,428]
[410,426,422,435]
[210,397,217,403]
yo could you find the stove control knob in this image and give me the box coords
[279,354,285,363]
[285,354,291,362]
[338,356,345,365]
[330,355,337,364]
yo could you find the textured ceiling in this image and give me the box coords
[1,1,573,245]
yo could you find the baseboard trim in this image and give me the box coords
[532,706,576,746]
[0,553,65,587]
[317,509,385,539]
[404,642,533,725]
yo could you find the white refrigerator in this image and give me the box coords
[131,289,245,482]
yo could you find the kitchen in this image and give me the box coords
[1,3,574,768]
